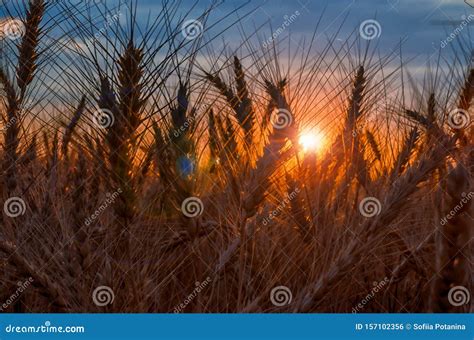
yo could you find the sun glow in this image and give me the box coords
[299,131,325,153]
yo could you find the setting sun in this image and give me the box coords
[299,131,325,152]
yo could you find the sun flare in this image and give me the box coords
[299,131,325,153]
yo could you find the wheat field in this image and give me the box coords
[0,0,472,313]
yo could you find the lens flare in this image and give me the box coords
[298,131,324,152]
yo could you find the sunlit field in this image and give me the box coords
[0,0,472,313]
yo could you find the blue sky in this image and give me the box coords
[198,0,473,57]
[126,0,474,77]
[2,0,472,60]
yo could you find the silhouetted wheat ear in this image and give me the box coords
[431,164,471,312]
[16,0,44,99]
[243,80,295,219]
[62,95,86,158]
[207,109,220,172]
[365,130,381,162]
[458,68,474,111]
[233,56,255,146]
[1,0,44,194]
[390,127,419,180]
[0,69,19,192]
[455,68,474,146]
[295,135,455,312]
[102,40,144,271]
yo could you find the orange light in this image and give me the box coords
[299,131,324,153]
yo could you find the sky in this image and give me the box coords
[1,0,472,113]
[129,0,474,80]
[1,0,473,63]
[139,0,474,58]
